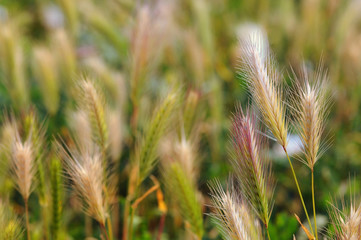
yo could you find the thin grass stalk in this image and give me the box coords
[50,157,62,240]
[23,112,49,239]
[100,223,110,240]
[267,228,271,240]
[311,169,317,240]
[284,148,314,236]
[25,199,30,240]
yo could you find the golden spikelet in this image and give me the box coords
[293,65,330,169]
[60,144,107,226]
[238,29,288,147]
[328,198,361,239]
[10,131,35,201]
[78,78,109,155]
[209,179,262,240]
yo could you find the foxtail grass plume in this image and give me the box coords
[130,3,173,105]
[51,29,77,91]
[78,78,109,156]
[160,133,200,185]
[163,162,204,238]
[32,45,60,115]
[68,110,92,151]
[238,28,288,147]
[230,107,274,228]
[60,144,107,226]
[328,198,361,239]
[293,66,330,169]
[10,132,36,202]
[209,180,262,240]
[137,90,178,183]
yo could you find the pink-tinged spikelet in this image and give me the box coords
[209,180,262,240]
[230,107,273,227]
[60,145,107,226]
[294,65,329,169]
[11,134,35,201]
[238,29,288,147]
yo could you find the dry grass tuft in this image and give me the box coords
[209,179,262,240]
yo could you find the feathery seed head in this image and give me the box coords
[163,162,204,238]
[78,78,109,153]
[160,134,199,185]
[137,90,179,183]
[294,66,329,169]
[230,107,274,226]
[209,180,262,240]
[11,134,35,201]
[328,198,361,239]
[238,29,288,147]
[61,145,107,225]
[32,45,60,115]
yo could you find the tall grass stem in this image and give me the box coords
[311,169,318,240]
[283,147,314,236]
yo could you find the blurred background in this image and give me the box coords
[0,0,361,239]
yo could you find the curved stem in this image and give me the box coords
[25,198,31,240]
[311,168,318,240]
[283,147,314,236]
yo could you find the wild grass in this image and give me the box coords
[0,0,361,239]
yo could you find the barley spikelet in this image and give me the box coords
[238,29,287,147]
[78,78,109,155]
[293,65,330,169]
[209,180,262,240]
[10,131,36,201]
[163,162,203,238]
[137,90,178,183]
[60,144,107,226]
[230,107,274,227]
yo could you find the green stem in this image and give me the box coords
[106,215,114,240]
[265,223,271,240]
[128,207,135,240]
[283,147,314,236]
[311,168,318,240]
[100,223,110,240]
[122,198,130,240]
[25,198,31,240]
